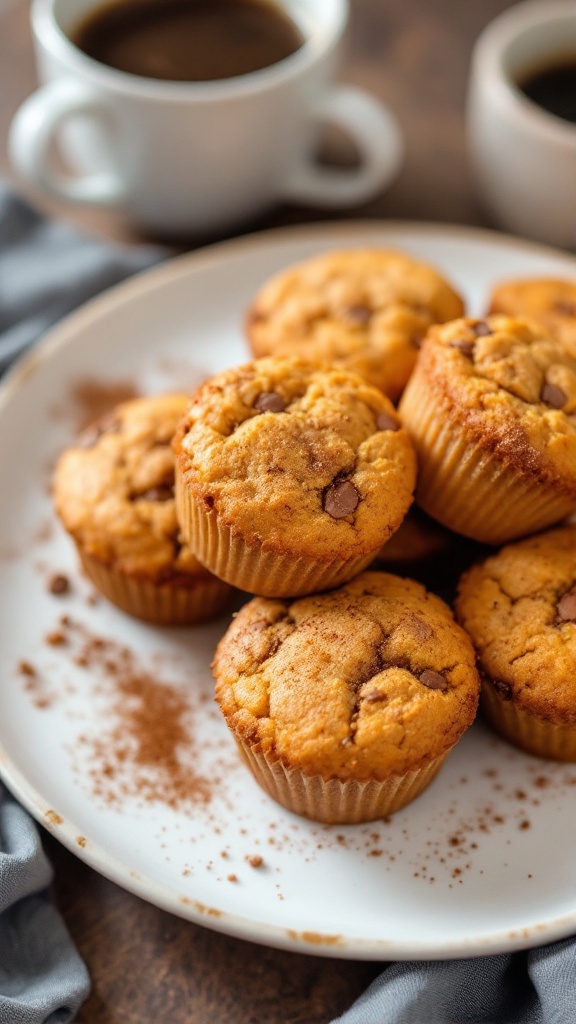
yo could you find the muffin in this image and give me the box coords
[456,527,576,761]
[398,315,576,544]
[213,571,480,823]
[488,277,576,359]
[245,248,465,402]
[53,393,233,625]
[173,357,417,598]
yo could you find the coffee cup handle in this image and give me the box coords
[8,79,127,206]
[280,85,403,207]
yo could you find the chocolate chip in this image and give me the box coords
[492,678,513,701]
[449,339,475,357]
[419,669,449,691]
[254,391,285,413]
[137,485,173,502]
[345,304,372,325]
[555,300,576,316]
[472,320,492,337]
[557,586,576,622]
[376,412,400,432]
[323,480,360,519]
[541,382,567,409]
[365,690,386,703]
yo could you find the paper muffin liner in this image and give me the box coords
[481,682,576,762]
[399,369,575,545]
[175,468,378,598]
[77,548,233,626]
[235,740,450,824]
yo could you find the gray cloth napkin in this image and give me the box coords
[0,180,162,373]
[331,942,576,1023]
[0,180,164,1022]
[0,783,89,1024]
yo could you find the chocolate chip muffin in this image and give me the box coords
[213,570,480,822]
[53,394,233,624]
[245,248,465,402]
[488,278,576,359]
[398,315,576,544]
[173,357,417,598]
[456,527,576,761]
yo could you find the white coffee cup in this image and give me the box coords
[467,0,576,250]
[8,0,403,237]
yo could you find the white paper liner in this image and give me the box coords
[237,741,451,824]
[78,549,232,625]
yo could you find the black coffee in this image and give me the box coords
[72,0,305,82]
[519,57,576,124]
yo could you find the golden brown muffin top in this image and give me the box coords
[488,278,576,359]
[404,314,576,497]
[213,571,480,781]
[456,526,576,725]
[53,393,211,583]
[245,248,464,401]
[173,357,417,560]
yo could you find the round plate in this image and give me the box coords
[2,221,576,961]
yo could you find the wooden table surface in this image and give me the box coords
[0,2,520,1022]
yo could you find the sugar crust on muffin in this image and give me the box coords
[456,526,576,729]
[488,277,576,359]
[245,248,465,401]
[173,357,417,596]
[214,571,480,782]
[398,315,576,543]
[53,393,233,622]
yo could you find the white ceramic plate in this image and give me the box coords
[2,221,576,962]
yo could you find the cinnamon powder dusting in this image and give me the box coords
[50,378,139,431]
[58,618,212,810]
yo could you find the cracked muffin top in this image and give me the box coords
[456,526,576,725]
[406,314,576,497]
[54,393,210,583]
[488,278,576,360]
[213,571,480,781]
[245,248,465,401]
[173,357,417,560]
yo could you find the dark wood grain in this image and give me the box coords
[0,2,518,1021]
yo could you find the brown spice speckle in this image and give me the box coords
[18,660,37,677]
[48,574,70,596]
[45,631,67,646]
[47,618,212,810]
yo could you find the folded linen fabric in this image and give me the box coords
[0,783,89,1024]
[0,180,164,1022]
[331,941,576,1023]
[0,180,163,373]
